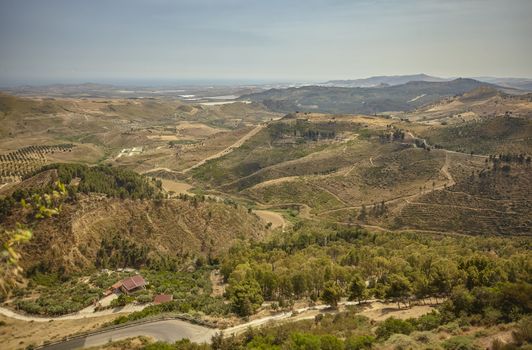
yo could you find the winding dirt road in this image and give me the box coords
[181,124,266,174]
[318,150,455,216]
[141,124,266,176]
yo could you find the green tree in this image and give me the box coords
[348,275,367,303]
[358,205,367,222]
[385,274,412,309]
[292,272,308,298]
[228,278,264,316]
[447,285,474,317]
[321,282,342,308]
[429,259,461,297]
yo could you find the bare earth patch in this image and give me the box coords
[159,179,194,196]
[0,313,118,349]
[358,301,435,321]
[253,210,286,229]
[209,270,226,298]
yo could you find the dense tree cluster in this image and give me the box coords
[268,120,338,142]
[420,115,530,155]
[488,153,531,165]
[220,222,530,319]
[379,127,405,143]
[487,153,531,174]
[96,234,150,269]
[39,163,160,199]
[1,164,160,222]
[14,276,101,315]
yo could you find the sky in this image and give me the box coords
[0,0,531,85]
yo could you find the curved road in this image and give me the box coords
[0,304,147,323]
[41,319,217,350]
[38,301,375,350]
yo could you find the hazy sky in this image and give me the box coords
[0,0,531,85]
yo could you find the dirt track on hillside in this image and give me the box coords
[181,124,265,173]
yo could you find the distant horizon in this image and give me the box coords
[1,0,531,84]
[1,73,532,89]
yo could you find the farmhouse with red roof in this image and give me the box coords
[111,275,147,294]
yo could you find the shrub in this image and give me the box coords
[110,294,134,307]
[143,342,176,350]
[288,333,321,350]
[319,335,344,350]
[410,311,443,331]
[442,336,479,350]
[512,316,532,346]
[384,334,418,350]
[376,317,414,340]
[345,335,375,350]
[439,321,462,335]
[483,307,503,326]
[136,294,153,304]
[410,331,438,344]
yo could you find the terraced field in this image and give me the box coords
[0,144,73,183]
[419,115,532,154]
[1,92,530,236]
[188,112,531,235]
[0,93,282,187]
[321,151,531,235]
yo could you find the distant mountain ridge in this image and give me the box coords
[473,77,532,91]
[241,78,502,114]
[322,73,447,87]
[322,74,532,91]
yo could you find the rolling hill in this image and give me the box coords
[475,77,532,91]
[188,111,531,236]
[241,78,501,114]
[0,165,267,274]
[401,87,532,123]
[0,93,280,183]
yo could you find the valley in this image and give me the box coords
[0,79,531,350]
[2,0,532,348]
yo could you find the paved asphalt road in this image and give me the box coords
[39,300,384,349]
[42,319,217,350]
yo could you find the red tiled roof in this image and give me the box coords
[121,275,146,291]
[154,294,173,304]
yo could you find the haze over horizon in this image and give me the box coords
[1,0,531,86]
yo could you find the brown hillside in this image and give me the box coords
[8,196,266,273]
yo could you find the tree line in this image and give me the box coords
[220,221,530,320]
